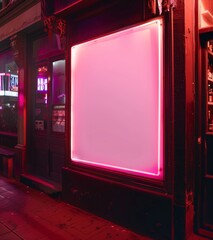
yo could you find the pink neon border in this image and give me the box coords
[71,19,164,179]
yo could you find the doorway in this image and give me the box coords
[29,59,66,184]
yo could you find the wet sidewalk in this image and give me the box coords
[0,175,152,240]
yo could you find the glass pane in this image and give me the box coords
[0,50,18,134]
[52,60,65,105]
[71,19,164,179]
[52,105,65,133]
[199,0,213,29]
[36,66,48,104]
[35,66,48,131]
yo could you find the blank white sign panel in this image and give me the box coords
[71,19,164,179]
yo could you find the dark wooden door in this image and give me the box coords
[31,59,66,183]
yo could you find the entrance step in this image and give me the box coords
[20,173,62,197]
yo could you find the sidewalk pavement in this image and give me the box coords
[0,175,210,240]
[0,175,152,240]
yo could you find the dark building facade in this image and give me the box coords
[0,0,213,239]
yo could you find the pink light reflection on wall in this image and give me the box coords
[19,93,25,109]
[71,19,164,180]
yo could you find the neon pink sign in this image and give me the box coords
[37,77,47,91]
[71,19,164,179]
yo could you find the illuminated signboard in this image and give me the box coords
[37,77,48,91]
[71,19,164,179]
[10,74,18,91]
[0,73,18,97]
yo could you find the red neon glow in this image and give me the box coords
[71,19,164,179]
[19,93,25,109]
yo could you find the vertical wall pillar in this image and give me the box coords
[173,0,195,239]
[10,33,26,179]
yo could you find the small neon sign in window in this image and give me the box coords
[37,77,48,91]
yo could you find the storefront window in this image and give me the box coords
[35,66,48,131]
[71,19,164,180]
[0,50,18,134]
[52,60,65,133]
[34,61,66,132]
[52,60,65,105]
[199,0,213,29]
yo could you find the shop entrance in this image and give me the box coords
[197,36,213,238]
[29,59,66,184]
